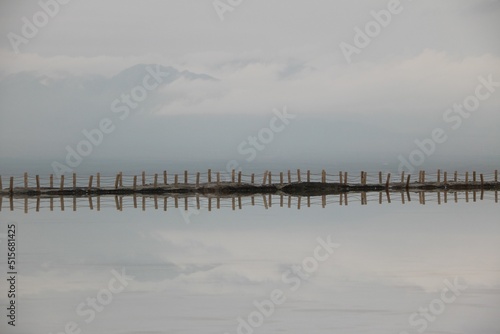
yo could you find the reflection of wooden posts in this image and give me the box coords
[142,196,146,211]
[307,196,310,207]
[10,196,13,211]
[297,196,301,210]
[406,191,411,202]
[386,191,391,204]
[60,175,64,191]
[208,197,212,211]
[184,170,188,184]
[164,197,167,211]
[232,169,235,183]
[400,192,404,204]
[24,172,28,189]
[344,193,348,206]
[238,196,242,210]
[164,170,167,185]
[174,174,178,187]
[237,172,241,185]
[35,197,40,211]
[378,171,382,185]
[288,195,292,208]
[114,196,119,210]
[174,196,178,208]
[184,197,187,211]
[340,192,343,206]
[268,194,272,207]
[322,195,326,208]
[437,169,441,184]
[480,174,484,189]
[196,195,200,210]
[385,173,391,190]
[73,196,77,211]
[133,194,137,208]
[73,173,77,189]
[307,170,310,182]
[97,196,100,211]
[154,174,158,188]
[24,198,28,213]
[263,195,269,209]
[280,194,283,207]
[120,196,124,211]
[438,192,441,205]
[251,173,255,184]
[297,169,301,183]
[217,197,220,210]
[97,173,100,188]
[208,169,212,183]
[252,196,255,206]
[480,189,484,201]
[495,190,498,203]
[60,196,64,211]
[280,172,284,185]
[142,171,146,186]
[379,192,382,204]
[422,192,426,205]
[36,175,40,192]
[88,175,93,191]
[133,176,137,190]
[465,191,469,203]
[50,174,54,188]
[50,197,53,211]
[444,191,447,204]
[287,170,291,183]
[196,172,201,187]
[231,198,235,210]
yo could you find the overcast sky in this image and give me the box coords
[0,0,499,174]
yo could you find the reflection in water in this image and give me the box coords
[1,190,498,213]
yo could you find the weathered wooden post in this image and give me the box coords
[164,171,167,185]
[196,172,201,187]
[307,170,311,183]
[297,169,301,183]
[361,171,364,185]
[344,172,348,185]
[406,174,411,190]
[24,172,28,189]
[495,170,498,183]
[322,170,326,183]
[114,173,120,189]
[119,172,123,188]
[422,170,425,183]
[36,175,40,192]
[251,173,255,184]
[287,170,291,183]
[262,171,268,185]
[133,175,137,190]
[454,171,458,182]
[480,174,484,188]
[386,173,391,190]
[465,172,469,186]
[10,177,14,194]
[216,172,220,185]
[208,169,212,183]
[437,169,441,184]
[50,174,54,188]
[60,175,64,191]
[238,171,242,185]
[73,173,77,189]
[268,172,272,185]
[280,172,284,185]
[88,175,93,191]
[184,170,188,184]
[97,173,100,188]
[231,169,235,183]
[339,171,343,184]
[379,171,382,185]
[400,171,405,187]
[473,171,476,184]
[154,173,158,188]
[0,175,2,191]
[174,174,178,186]
[443,171,447,185]
[142,171,146,186]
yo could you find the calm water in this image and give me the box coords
[0,195,499,334]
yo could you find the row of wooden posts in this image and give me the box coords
[2,188,498,213]
[0,169,498,193]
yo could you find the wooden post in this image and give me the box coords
[231,169,235,183]
[238,171,242,185]
[386,173,391,190]
[444,171,447,185]
[184,170,188,184]
[361,171,365,185]
[378,171,382,185]
[208,169,212,183]
[133,175,137,190]
[88,175,93,190]
[24,172,28,189]
[344,172,348,185]
[480,174,484,188]
[262,171,268,185]
[280,172,284,185]
[196,172,200,187]
[50,174,54,188]
[437,169,441,184]
[322,170,326,183]
[0,175,2,191]
[60,175,64,191]
[154,173,158,188]
[97,173,100,188]
[339,171,343,184]
[473,171,476,184]
[297,169,301,183]
[119,172,123,187]
[251,173,255,184]
[142,171,146,186]
[174,174,178,186]
[217,172,220,185]
[454,171,457,182]
[400,171,405,186]
[495,170,498,183]
[10,177,13,194]
[36,175,40,192]
[73,173,77,189]
[406,174,411,189]
[465,172,469,186]
[114,173,119,189]
[422,170,425,183]
[287,170,291,183]
[307,170,310,182]
[164,170,167,185]
[268,172,272,185]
